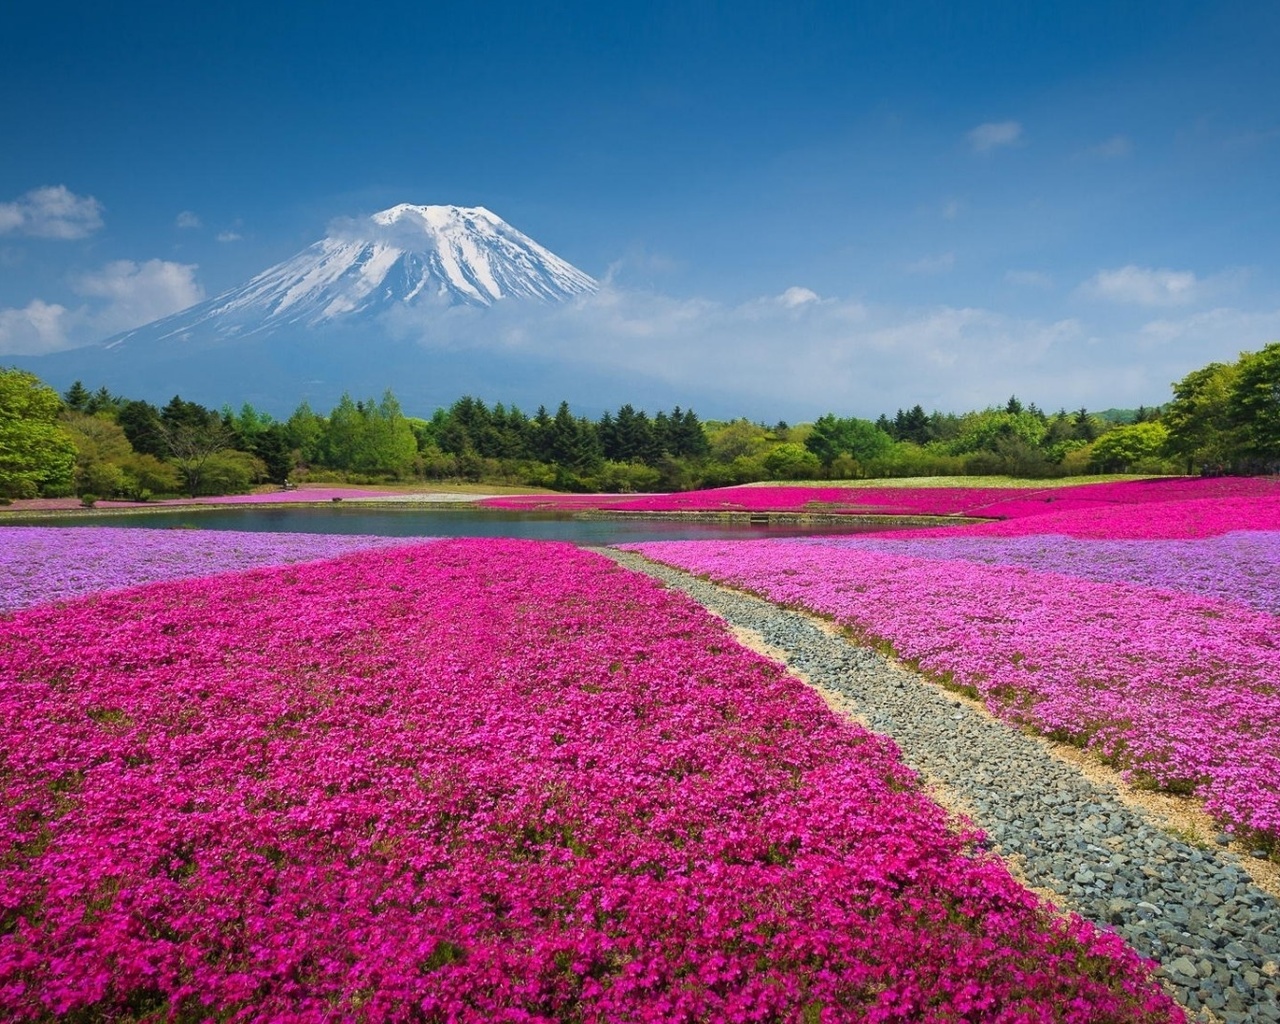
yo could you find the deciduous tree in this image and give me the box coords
[0,368,77,498]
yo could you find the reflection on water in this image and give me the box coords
[8,506,915,544]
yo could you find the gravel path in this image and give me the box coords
[604,549,1280,1024]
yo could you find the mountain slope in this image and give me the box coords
[12,204,630,414]
[105,204,597,350]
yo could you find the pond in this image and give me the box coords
[5,505,918,544]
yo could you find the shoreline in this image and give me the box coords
[0,502,990,529]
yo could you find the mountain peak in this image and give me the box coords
[103,203,596,352]
[371,203,501,229]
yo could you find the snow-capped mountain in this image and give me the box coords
[105,204,597,349]
[16,203,641,415]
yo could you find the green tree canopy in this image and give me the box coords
[0,368,77,498]
[949,409,1047,455]
[763,442,820,480]
[1087,421,1170,473]
[1163,361,1240,473]
[1228,342,1280,468]
[805,414,893,467]
[322,391,418,476]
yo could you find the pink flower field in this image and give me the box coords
[0,527,412,613]
[0,539,1181,1021]
[483,476,1280,529]
[629,530,1280,846]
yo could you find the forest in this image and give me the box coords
[1,341,1277,501]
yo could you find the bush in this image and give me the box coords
[591,460,663,493]
[79,494,98,508]
[121,453,181,499]
[77,460,124,499]
[192,451,269,496]
[763,443,820,480]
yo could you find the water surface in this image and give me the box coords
[7,506,914,544]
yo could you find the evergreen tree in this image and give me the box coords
[63,380,91,412]
[531,405,554,462]
[284,401,326,464]
[116,399,166,458]
[251,424,294,483]
[85,386,118,416]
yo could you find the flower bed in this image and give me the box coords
[628,538,1280,847]
[483,476,1280,525]
[0,539,1179,1021]
[160,486,407,504]
[814,532,1280,613]
[0,527,411,613]
[877,493,1280,541]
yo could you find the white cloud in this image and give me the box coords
[175,210,202,229]
[1088,135,1133,159]
[216,230,242,243]
[1136,306,1280,351]
[73,259,204,334]
[379,285,1100,414]
[777,286,820,307]
[0,258,205,356]
[601,248,683,285]
[1078,265,1200,306]
[0,300,73,355]
[905,252,955,275]
[967,120,1023,152]
[1005,269,1053,288]
[0,185,104,239]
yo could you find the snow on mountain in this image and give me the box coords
[104,204,597,349]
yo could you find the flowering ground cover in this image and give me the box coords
[0,486,409,513]
[483,476,1280,525]
[0,527,411,612]
[816,532,1280,613]
[878,493,1280,541]
[628,538,1280,848]
[0,539,1181,1021]
[160,486,407,504]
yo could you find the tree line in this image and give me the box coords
[1,341,1276,501]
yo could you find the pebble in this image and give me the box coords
[606,549,1280,1023]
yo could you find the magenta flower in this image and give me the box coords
[0,540,1180,1021]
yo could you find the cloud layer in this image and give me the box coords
[0,186,104,239]
[1078,265,1200,306]
[374,284,1124,414]
[0,259,203,355]
[967,121,1022,152]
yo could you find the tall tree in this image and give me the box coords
[1228,342,1280,468]
[156,416,234,497]
[117,399,166,458]
[0,369,78,498]
[62,380,91,412]
[805,414,893,467]
[284,401,326,464]
[1163,362,1239,473]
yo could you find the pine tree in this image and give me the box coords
[63,380,91,412]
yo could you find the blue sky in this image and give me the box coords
[3,0,1279,416]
